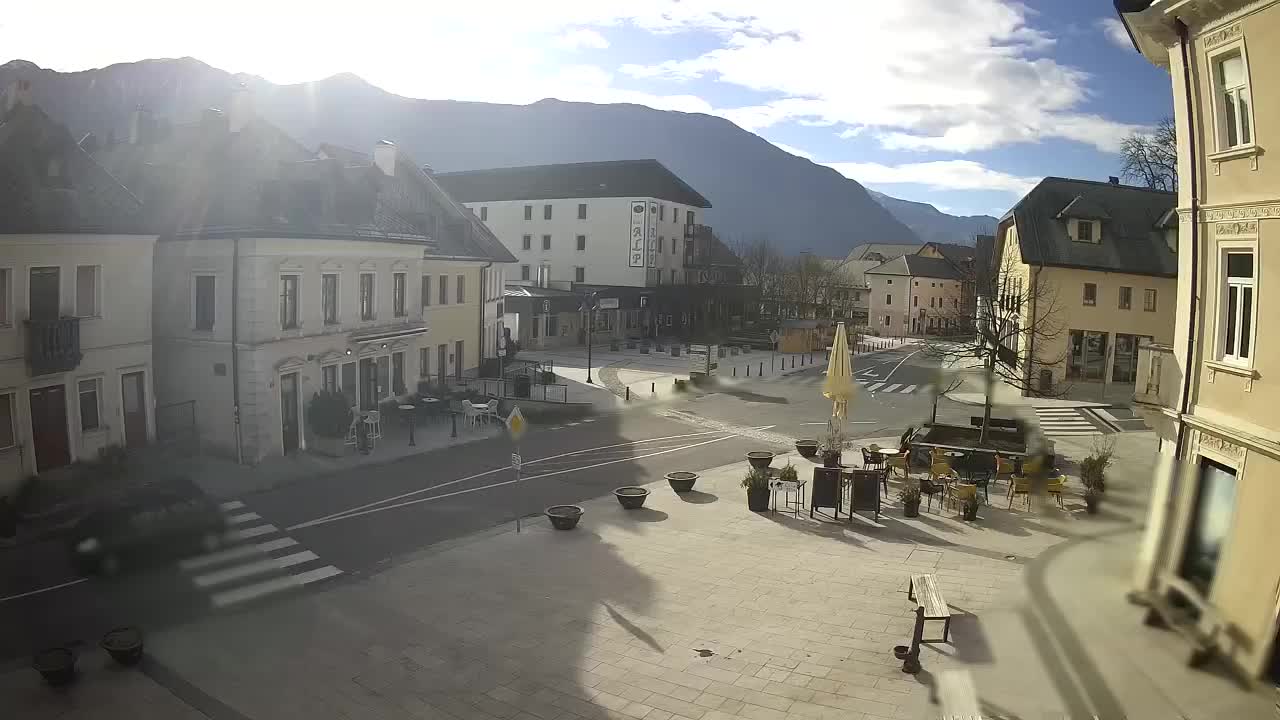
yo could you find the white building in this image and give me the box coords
[0,94,156,494]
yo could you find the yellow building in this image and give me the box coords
[991,177,1178,403]
[1119,0,1280,686]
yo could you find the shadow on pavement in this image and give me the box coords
[676,490,718,504]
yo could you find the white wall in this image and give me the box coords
[468,197,698,288]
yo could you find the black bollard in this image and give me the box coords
[451,411,457,439]
[747,364,751,377]
[759,361,763,376]
[626,386,630,401]
[651,382,655,394]
[407,413,416,447]
[733,367,736,377]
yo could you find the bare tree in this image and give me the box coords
[1120,117,1178,192]
[924,251,1069,442]
[778,253,838,318]
[731,234,783,316]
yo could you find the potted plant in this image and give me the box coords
[1080,438,1114,514]
[32,646,77,686]
[666,471,698,493]
[794,440,819,459]
[614,487,649,509]
[742,467,771,511]
[101,626,144,666]
[820,422,848,468]
[746,451,775,469]
[545,505,583,530]
[898,481,922,517]
[961,495,980,521]
[777,461,799,485]
[307,391,352,457]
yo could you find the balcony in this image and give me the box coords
[1134,340,1178,411]
[25,317,82,375]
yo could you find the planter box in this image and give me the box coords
[913,422,1027,458]
[310,435,347,457]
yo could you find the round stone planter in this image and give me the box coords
[794,440,819,459]
[665,471,698,493]
[32,647,76,687]
[545,505,583,530]
[101,626,144,666]
[746,451,775,469]
[614,487,650,510]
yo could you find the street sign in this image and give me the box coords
[505,406,527,441]
[598,297,620,310]
[511,453,522,469]
[542,300,550,313]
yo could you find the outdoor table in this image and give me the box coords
[398,404,418,446]
[771,477,806,518]
[419,397,441,423]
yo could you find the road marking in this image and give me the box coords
[882,383,902,393]
[219,500,245,511]
[225,524,278,542]
[210,565,342,608]
[0,577,89,603]
[802,421,875,425]
[284,428,730,531]
[179,537,300,571]
[901,384,917,394]
[288,433,739,531]
[867,382,885,392]
[882,348,923,384]
[226,512,261,525]
[194,550,320,588]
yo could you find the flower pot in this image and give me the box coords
[892,645,911,661]
[32,647,76,687]
[545,505,583,530]
[903,500,921,518]
[101,626,144,666]
[1085,495,1100,514]
[746,487,770,512]
[821,450,842,468]
[666,471,698,493]
[746,451,775,469]
[962,507,979,522]
[794,440,819,459]
[614,487,650,510]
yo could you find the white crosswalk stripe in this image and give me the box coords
[900,384,917,394]
[882,383,902,393]
[774,373,932,394]
[1034,407,1102,437]
[177,505,342,610]
[866,382,885,392]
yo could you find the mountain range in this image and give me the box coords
[0,57,996,255]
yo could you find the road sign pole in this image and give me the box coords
[514,445,522,533]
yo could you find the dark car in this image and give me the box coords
[69,478,227,575]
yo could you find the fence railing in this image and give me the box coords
[452,376,569,403]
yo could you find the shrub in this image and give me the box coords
[307,391,352,439]
[741,467,771,491]
[778,462,798,483]
[898,480,921,504]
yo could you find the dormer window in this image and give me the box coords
[1077,221,1093,243]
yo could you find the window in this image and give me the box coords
[1144,289,1157,312]
[543,204,552,220]
[78,378,101,432]
[280,275,299,328]
[456,274,465,304]
[930,282,935,288]
[1214,51,1252,149]
[913,296,918,307]
[318,273,338,324]
[686,210,694,226]
[1076,221,1094,243]
[542,234,551,251]
[887,279,893,285]
[421,275,431,308]
[670,269,677,284]
[577,203,587,220]
[523,205,532,220]
[522,234,532,250]
[884,316,890,327]
[1118,286,1132,310]
[0,268,9,326]
[1066,329,1108,381]
[419,347,431,378]
[75,265,99,317]
[1180,458,1237,594]
[1222,251,1254,362]
[1083,283,1097,307]
[659,205,665,221]
[439,275,449,305]
[953,299,959,309]
[930,297,936,309]
[322,365,338,393]
[0,392,14,449]
[672,241,677,255]
[657,236,664,253]
[480,206,488,221]
[360,273,375,320]
[392,351,405,395]
[393,273,406,317]
[885,294,892,305]
[575,267,585,282]
[520,265,530,281]
[576,235,586,251]
[194,274,216,330]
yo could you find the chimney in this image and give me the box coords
[2,78,33,113]
[373,140,397,176]
[130,105,155,144]
[1108,176,1120,185]
[228,82,252,133]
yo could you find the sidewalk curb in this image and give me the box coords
[944,393,1110,410]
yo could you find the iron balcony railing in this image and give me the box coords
[26,316,82,375]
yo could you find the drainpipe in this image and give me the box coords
[478,260,492,380]
[231,235,243,465]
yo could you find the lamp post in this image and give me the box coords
[584,291,598,384]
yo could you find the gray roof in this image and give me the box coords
[1009,177,1177,277]
[921,241,976,267]
[435,160,711,208]
[974,234,995,293]
[865,254,961,280]
[844,242,923,262]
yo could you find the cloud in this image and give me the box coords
[555,28,610,50]
[769,142,815,160]
[824,160,1039,195]
[1098,18,1133,50]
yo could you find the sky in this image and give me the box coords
[2,0,1173,218]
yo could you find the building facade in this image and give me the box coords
[991,176,1178,401]
[1120,0,1280,685]
[866,255,966,336]
[0,93,156,495]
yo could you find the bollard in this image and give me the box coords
[902,606,925,674]
[747,364,751,377]
[651,382,655,394]
[626,386,630,401]
[758,361,763,376]
[451,411,457,439]
[733,366,737,377]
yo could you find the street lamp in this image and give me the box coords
[584,291,598,384]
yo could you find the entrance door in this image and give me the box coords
[29,267,60,320]
[121,371,148,448]
[454,340,464,380]
[437,344,447,386]
[359,359,377,411]
[29,385,70,471]
[279,372,299,454]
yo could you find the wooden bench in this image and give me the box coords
[1140,572,1223,668]
[937,669,983,719]
[969,416,1019,430]
[908,573,953,642]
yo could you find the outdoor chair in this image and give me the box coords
[1046,475,1067,508]
[484,399,500,424]
[995,455,1017,488]
[344,413,361,447]
[363,411,382,448]
[950,483,977,515]
[920,479,944,512]
[463,403,482,427]
[885,455,909,480]
[861,447,884,470]
[1007,476,1032,510]
[927,461,954,484]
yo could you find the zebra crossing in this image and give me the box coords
[771,372,932,395]
[179,500,342,609]
[1034,407,1103,437]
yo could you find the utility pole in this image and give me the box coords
[585,291,598,384]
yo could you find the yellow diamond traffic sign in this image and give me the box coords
[505,406,527,441]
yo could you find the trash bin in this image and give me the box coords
[514,374,532,399]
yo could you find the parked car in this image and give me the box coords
[68,478,227,575]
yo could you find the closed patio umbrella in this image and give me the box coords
[823,322,856,419]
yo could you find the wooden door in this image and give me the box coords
[29,267,60,320]
[279,372,299,454]
[120,371,148,448]
[437,344,447,386]
[454,341,464,380]
[359,359,377,411]
[29,385,70,471]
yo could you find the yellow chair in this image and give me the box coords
[885,455,910,479]
[1007,475,1032,510]
[1045,475,1067,508]
[951,483,977,514]
[995,455,1017,489]
[930,447,947,464]
[928,461,954,483]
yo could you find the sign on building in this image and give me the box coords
[688,344,719,378]
[628,201,646,268]
[646,201,658,268]
[597,297,619,310]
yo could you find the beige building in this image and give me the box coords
[0,92,156,495]
[866,255,966,336]
[1120,0,1280,685]
[94,94,512,463]
[990,177,1178,401]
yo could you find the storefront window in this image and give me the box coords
[1180,457,1237,595]
[1067,329,1108,381]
